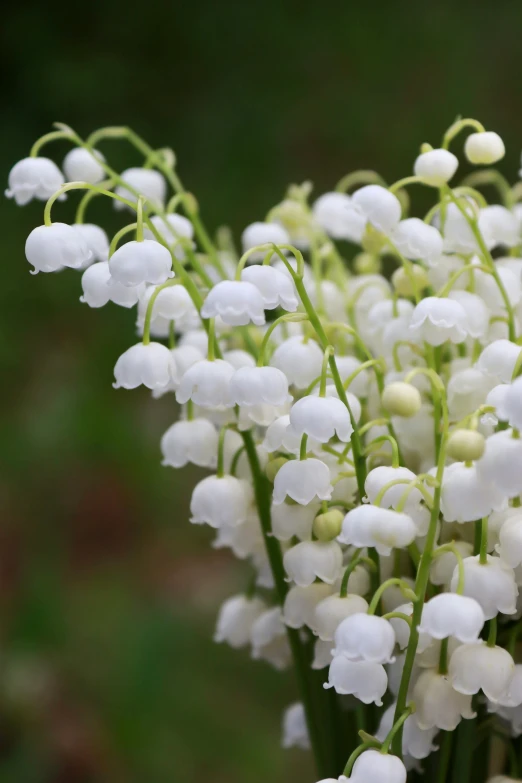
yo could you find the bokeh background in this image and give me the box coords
[2,2,522,780]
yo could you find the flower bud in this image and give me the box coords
[391,264,429,297]
[446,429,485,462]
[63,147,105,184]
[414,148,459,186]
[465,131,505,165]
[382,382,422,418]
[312,509,344,541]
[265,456,288,483]
[353,252,382,275]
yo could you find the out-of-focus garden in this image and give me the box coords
[2,2,522,780]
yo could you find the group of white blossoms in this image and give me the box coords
[9,119,522,782]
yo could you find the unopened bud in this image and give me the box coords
[392,264,429,297]
[446,429,485,462]
[265,456,288,483]
[382,382,422,418]
[313,509,344,541]
[354,252,382,275]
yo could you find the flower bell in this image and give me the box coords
[161,418,218,469]
[413,668,476,731]
[364,465,423,510]
[338,505,417,556]
[281,702,310,750]
[441,462,506,523]
[283,540,343,587]
[114,167,167,211]
[214,594,266,648]
[25,223,92,273]
[241,221,290,259]
[63,147,105,183]
[418,593,485,643]
[351,185,402,235]
[497,511,522,567]
[409,296,469,345]
[333,613,396,664]
[176,359,235,409]
[312,192,366,242]
[346,749,407,783]
[450,555,518,619]
[201,280,266,326]
[190,474,252,528]
[376,703,437,760]
[240,265,298,311]
[476,339,522,383]
[272,458,333,505]
[288,395,354,443]
[80,261,144,308]
[465,131,505,164]
[449,642,515,702]
[283,583,333,629]
[109,239,173,287]
[476,429,522,498]
[263,415,320,455]
[324,657,388,704]
[250,607,291,670]
[229,366,291,407]
[73,223,109,264]
[270,501,319,541]
[270,336,324,389]
[312,594,369,640]
[391,218,443,264]
[414,147,459,186]
[113,342,178,390]
[6,156,65,205]
[143,213,194,251]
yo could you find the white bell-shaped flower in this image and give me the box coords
[497,512,522,567]
[283,583,333,629]
[109,239,173,287]
[465,131,505,164]
[364,465,422,510]
[387,603,431,653]
[288,395,353,443]
[441,201,479,254]
[273,458,333,505]
[263,415,320,455]
[270,501,318,541]
[190,474,252,528]
[503,376,522,430]
[241,221,290,259]
[214,594,266,648]
[479,205,519,249]
[80,261,144,308]
[312,594,369,640]
[492,664,522,709]
[222,350,256,371]
[270,336,324,389]
[114,167,166,211]
[149,345,204,398]
[160,418,218,469]
[450,555,518,619]
[414,148,458,186]
[391,218,443,264]
[338,505,417,556]
[447,367,496,419]
[25,223,92,274]
[376,703,437,761]
[63,147,105,183]
[283,540,343,587]
[240,265,298,311]
[418,593,485,642]
[413,668,476,731]
[347,749,407,783]
[113,342,178,390]
[250,607,291,670]
[229,366,290,407]
[409,296,469,345]
[475,264,521,315]
[351,185,402,235]
[212,510,263,560]
[176,359,235,409]
[333,613,396,664]
[312,192,366,242]
[201,280,266,326]
[282,703,310,750]
[476,429,522,498]
[447,290,489,339]
[6,156,64,205]
[138,283,195,325]
[324,657,387,704]
[143,213,194,249]
[312,639,334,670]
[441,462,506,523]
[73,223,109,265]
[333,356,369,398]
[476,339,522,383]
[450,641,515,702]
[430,540,473,586]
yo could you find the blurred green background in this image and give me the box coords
[1,2,522,780]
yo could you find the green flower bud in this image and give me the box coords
[312,509,344,541]
[391,264,429,297]
[382,382,422,418]
[265,456,289,483]
[354,252,382,275]
[446,429,485,462]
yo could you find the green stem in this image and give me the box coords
[479,517,488,565]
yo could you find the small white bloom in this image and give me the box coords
[347,749,407,783]
[449,642,515,702]
[414,148,458,186]
[312,639,334,670]
[109,239,173,287]
[376,702,437,761]
[333,613,396,664]
[351,185,402,235]
[450,555,518,619]
[418,593,485,642]
[250,607,291,670]
[241,221,290,259]
[324,657,387,705]
[497,511,522,567]
[190,474,252,528]
[503,376,522,430]
[25,223,92,274]
[240,265,298,311]
[447,367,496,420]
[283,583,333,629]
[391,218,443,264]
[479,205,519,249]
[282,702,310,750]
[447,290,489,339]
[283,540,343,587]
[113,342,178,390]
[312,191,366,242]
[270,501,319,541]
[214,594,266,648]
[73,223,109,265]
[201,280,265,326]
[312,594,369,641]
[476,429,522,498]
[475,264,521,315]
[338,505,417,556]
[138,283,196,325]
[430,540,473,586]
[263,415,320,455]
[114,167,167,211]
[465,131,505,165]
[441,462,506,523]
[6,156,64,205]
[143,213,194,250]
[270,336,324,389]
[413,668,476,731]
[230,366,290,407]
[63,147,105,183]
[409,296,469,346]
[441,201,479,255]
[176,359,235,409]
[80,261,144,308]
[476,340,522,383]
[273,458,333,505]
[364,465,422,510]
[288,395,353,443]
[160,418,218,469]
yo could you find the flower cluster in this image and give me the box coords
[10,119,522,782]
